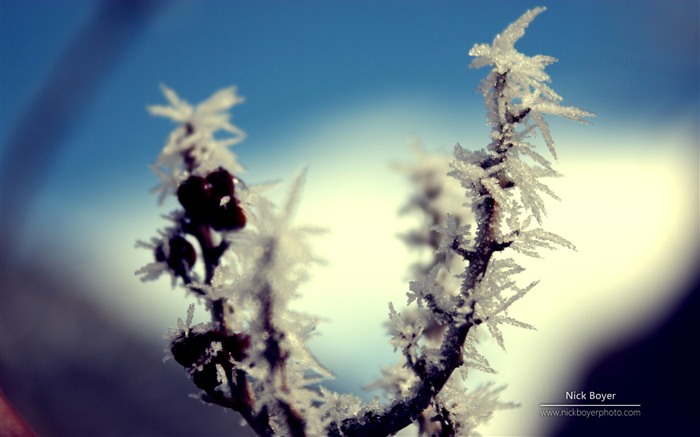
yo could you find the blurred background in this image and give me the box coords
[1,1,697,436]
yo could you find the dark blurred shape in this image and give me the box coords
[1,389,36,437]
[0,0,163,252]
[552,271,700,437]
[0,256,254,437]
[0,2,253,435]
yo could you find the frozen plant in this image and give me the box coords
[135,6,592,437]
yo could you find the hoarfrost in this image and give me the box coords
[510,227,576,258]
[469,6,593,160]
[396,141,475,281]
[388,303,423,361]
[214,363,231,397]
[318,388,363,426]
[462,332,497,375]
[431,214,471,268]
[435,377,517,437]
[407,264,443,306]
[365,363,419,399]
[147,84,246,202]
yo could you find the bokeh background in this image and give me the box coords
[1,1,698,436]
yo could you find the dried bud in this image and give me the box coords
[210,201,247,231]
[155,236,197,274]
[206,167,235,201]
[177,170,246,232]
[177,176,212,221]
[170,330,250,392]
[205,167,246,231]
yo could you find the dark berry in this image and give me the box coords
[191,365,220,392]
[168,236,197,271]
[154,245,167,263]
[225,332,251,362]
[171,330,250,368]
[210,201,247,231]
[170,330,250,391]
[206,167,235,201]
[177,176,212,221]
[171,330,219,369]
[156,236,196,274]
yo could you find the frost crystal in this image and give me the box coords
[148,85,246,202]
[434,377,517,437]
[396,142,474,279]
[466,6,593,224]
[431,214,471,267]
[388,302,423,360]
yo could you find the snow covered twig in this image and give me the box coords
[136,7,591,436]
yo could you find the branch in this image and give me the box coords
[328,163,503,436]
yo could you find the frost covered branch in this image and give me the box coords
[136,85,330,436]
[136,7,591,437]
[329,7,591,436]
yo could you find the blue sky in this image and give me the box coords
[2,1,697,204]
[2,2,698,435]
[2,0,697,264]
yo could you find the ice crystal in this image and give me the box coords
[467,257,538,330]
[205,168,333,432]
[388,302,423,362]
[396,142,474,281]
[469,6,592,131]
[181,303,196,334]
[148,85,246,202]
[462,331,497,375]
[395,141,473,225]
[318,388,363,427]
[407,264,442,307]
[434,377,517,437]
[510,226,576,258]
[466,6,593,225]
[431,214,471,268]
[240,169,325,306]
[365,363,419,399]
